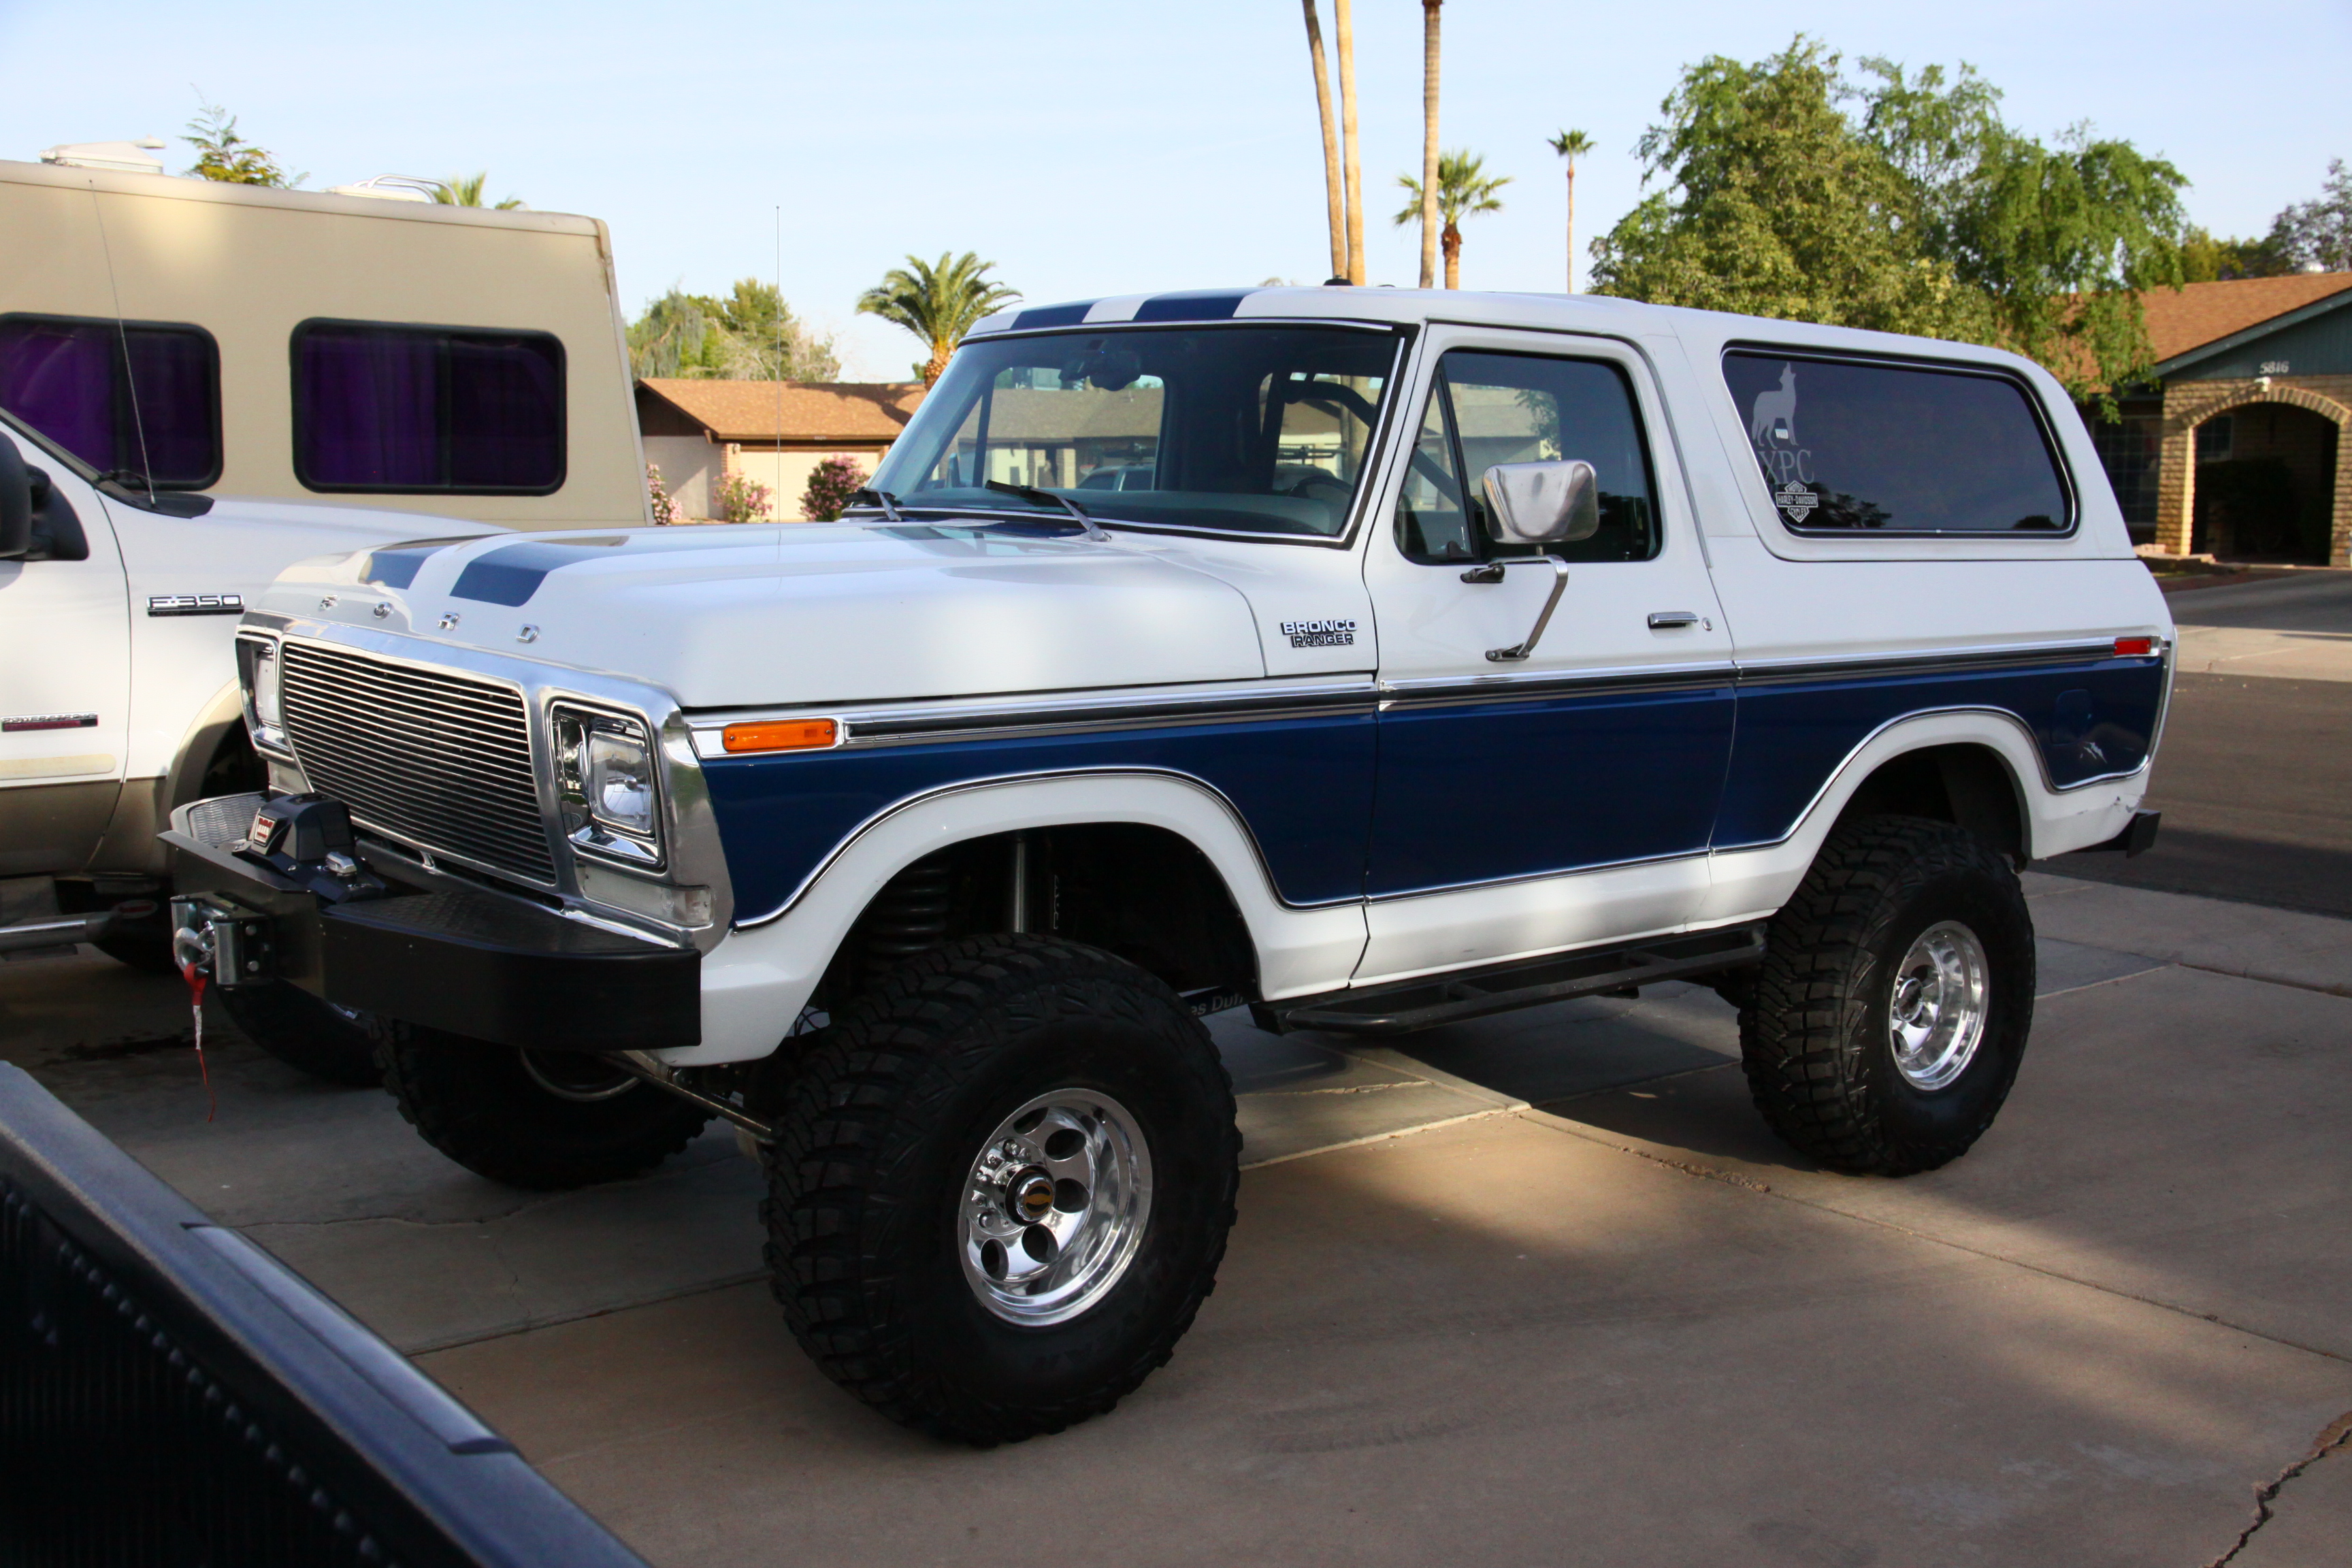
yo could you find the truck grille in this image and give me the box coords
[278,642,557,885]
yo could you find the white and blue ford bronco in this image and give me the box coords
[167,287,2172,1443]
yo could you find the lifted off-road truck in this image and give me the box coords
[163,287,2170,1443]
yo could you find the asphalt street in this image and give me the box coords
[2045,573,2352,916]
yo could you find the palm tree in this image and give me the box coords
[1301,1,1348,282]
[857,253,1022,386]
[1547,130,1595,293]
[1335,0,1365,283]
[432,172,524,210]
[1417,0,1443,289]
[1394,151,1511,289]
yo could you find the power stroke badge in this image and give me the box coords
[1281,618,1356,649]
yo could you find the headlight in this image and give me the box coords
[555,707,664,868]
[239,637,289,751]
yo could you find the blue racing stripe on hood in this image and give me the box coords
[1132,290,1253,323]
[450,537,629,606]
[1009,301,1098,331]
[360,536,487,591]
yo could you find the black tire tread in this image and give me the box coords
[219,983,382,1085]
[1741,814,2033,1175]
[760,934,1239,1445]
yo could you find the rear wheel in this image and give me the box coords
[762,934,1239,1445]
[373,1018,712,1189]
[219,983,381,1085]
[1742,815,2035,1175]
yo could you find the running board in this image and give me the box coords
[1273,923,1767,1036]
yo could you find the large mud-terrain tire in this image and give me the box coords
[1742,815,2035,1175]
[763,934,1239,1446]
[218,983,382,1085]
[373,1018,711,1189]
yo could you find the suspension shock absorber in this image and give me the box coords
[860,853,956,984]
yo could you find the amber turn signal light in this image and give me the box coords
[2112,637,2155,657]
[721,718,840,753]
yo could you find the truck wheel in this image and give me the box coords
[373,1018,713,1190]
[762,934,1239,1445]
[218,983,382,1086]
[1742,815,2035,1175]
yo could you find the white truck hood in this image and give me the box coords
[257,523,1269,708]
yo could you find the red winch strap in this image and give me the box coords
[179,960,216,1124]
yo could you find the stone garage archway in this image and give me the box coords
[2154,383,2350,566]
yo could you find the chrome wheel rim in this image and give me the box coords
[519,1049,639,1103]
[1886,920,1990,1092]
[960,1089,1152,1326]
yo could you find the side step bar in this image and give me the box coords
[1273,922,1767,1036]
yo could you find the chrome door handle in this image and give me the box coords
[1646,610,1701,630]
[1487,559,1570,662]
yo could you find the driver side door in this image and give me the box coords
[1356,329,1735,982]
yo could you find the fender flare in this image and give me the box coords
[161,681,252,811]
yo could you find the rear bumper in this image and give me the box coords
[163,793,700,1051]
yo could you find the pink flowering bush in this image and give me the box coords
[801,455,868,522]
[713,472,774,524]
[645,462,684,525]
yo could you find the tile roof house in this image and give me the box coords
[636,378,925,521]
[2089,273,2352,565]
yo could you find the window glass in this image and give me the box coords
[0,314,220,487]
[1394,350,1661,564]
[1725,351,2070,534]
[869,326,1394,538]
[293,322,564,493]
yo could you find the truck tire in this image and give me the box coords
[373,1018,712,1190]
[1742,815,2035,1175]
[762,934,1239,1445]
[218,983,382,1086]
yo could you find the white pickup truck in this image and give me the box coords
[0,413,493,1076]
[167,285,2171,1444]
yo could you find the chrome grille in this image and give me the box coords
[278,642,556,885]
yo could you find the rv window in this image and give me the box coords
[0,314,221,489]
[293,321,564,494]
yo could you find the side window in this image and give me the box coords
[0,314,220,487]
[293,321,564,493]
[1724,350,2072,534]
[1394,350,1661,564]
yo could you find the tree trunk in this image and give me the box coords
[1302,1,1348,282]
[1419,0,1442,290]
[924,340,951,387]
[1442,223,1462,290]
[1565,161,1577,293]
[1335,0,1364,283]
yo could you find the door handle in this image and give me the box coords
[1646,610,1702,630]
[1486,559,1570,662]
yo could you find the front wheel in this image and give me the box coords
[762,934,1239,1445]
[1742,815,2035,1175]
[219,983,382,1085]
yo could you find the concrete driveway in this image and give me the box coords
[7,868,2348,1566]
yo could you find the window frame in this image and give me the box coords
[1393,344,1667,567]
[0,311,223,491]
[1721,343,2079,542]
[289,317,568,497]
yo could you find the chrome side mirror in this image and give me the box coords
[1480,459,1599,546]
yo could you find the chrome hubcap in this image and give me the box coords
[960,1090,1152,1326]
[1886,920,1990,1092]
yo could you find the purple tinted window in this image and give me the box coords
[294,323,564,493]
[0,315,220,486]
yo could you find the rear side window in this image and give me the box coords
[1724,350,2071,534]
[0,314,220,487]
[293,321,564,493]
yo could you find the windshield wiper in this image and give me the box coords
[848,486,902,521]
[983,480,1109,541]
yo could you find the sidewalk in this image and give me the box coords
[2171,572,2352,683]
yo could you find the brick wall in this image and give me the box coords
[2154,376,2352,566]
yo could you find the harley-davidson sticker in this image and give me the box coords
[1281,618,1356,649]
[1774,481,1818,523]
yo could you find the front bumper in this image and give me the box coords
[164,793,700,1051]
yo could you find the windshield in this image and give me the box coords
[867,325,1398,538]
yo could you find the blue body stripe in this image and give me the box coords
[704,655,2166,926]
[1009,301,1098,331]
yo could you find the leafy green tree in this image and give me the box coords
[627,280,839,382]
[1394,150,1510,289]
[858,253,1021,385]
[2268,159,2352,272]
[431,172,524,210]
[182,99,301,187]
[2178,227,2291,282]
[1592,39,2190,404]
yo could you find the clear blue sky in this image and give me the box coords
[3,0,2344,379]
